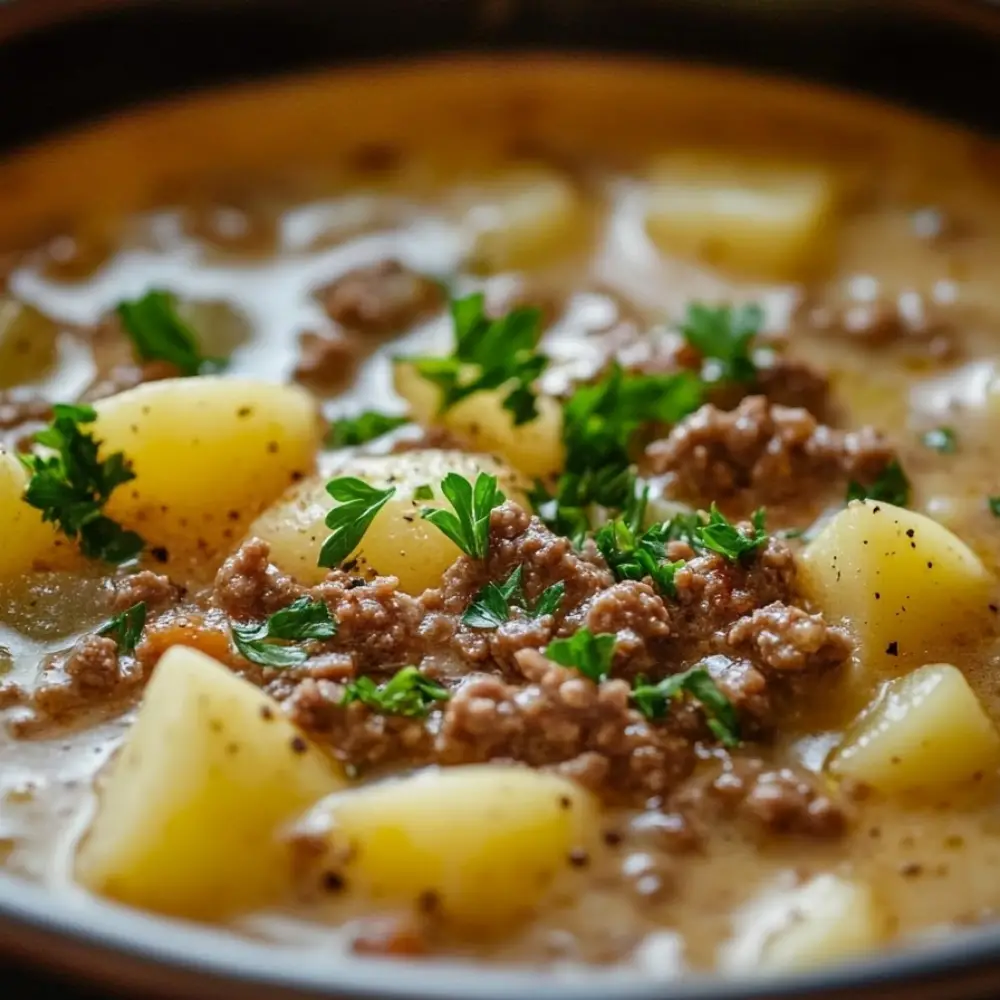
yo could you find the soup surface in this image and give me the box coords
[2,58,1000,979]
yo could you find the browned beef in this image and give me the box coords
[292,330,357,390]
[213,538,306,621]
[671,757,849,839]
[111,571,183,613]
[725,602,851,674]
[315,259,442,336]
[646,395,894,510]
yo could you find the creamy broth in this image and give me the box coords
[1,58,1000,978]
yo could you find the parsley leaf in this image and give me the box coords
[318,478,396,569]
[462,568,566,628]
[531,581,565,619]
[20,403,145,564]
[341,666,449,717]
[631,666,740,747]
[117,290,223,376]
[327,411,409,448]
[545,628,616,682]
[695,505,769,562]
[679,302,763,384]
[846,460,911,508]
[98,601,147,655]
[547,365,705,538]
[413,484,434,501]
[921,427,957,454]
[231,596,337,668]
[595,517,685,598]
[989,496,1000,518]
[463,566,525,628]
[411,293,548,426]
[421,472,505,560]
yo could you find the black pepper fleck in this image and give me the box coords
[886,641,899,656]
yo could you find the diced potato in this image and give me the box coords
[828,663,1000,793]
[91,377,321,554]
[249,449,528,592]
[76,646,342,919]
[293,764,597,929]
[0,447,77,578]
[800,500,994,672]
[757,876,885,970]
[393,360,564,480]
[0,299,58,388]
[455,165,589,272]
[645,152,839,281]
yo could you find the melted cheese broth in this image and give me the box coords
[2,58,1000,977]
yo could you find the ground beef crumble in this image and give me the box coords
[646,395,895,512]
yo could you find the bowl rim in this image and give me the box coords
[3,0,1000,997]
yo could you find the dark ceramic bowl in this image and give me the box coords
[2,1,1000,996]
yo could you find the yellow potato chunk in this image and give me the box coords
[645,152,839,281]
[800,500,994,672]
[0,447,76,578]
[0,299,59,388]
[758,876,885,971]
[294,765,597,929]
[828,664,1000,793]
[456,165,588,272]
[250,449,527,592]
[393,360,564,480]
[92,377,321,553]
[76,646,342,919]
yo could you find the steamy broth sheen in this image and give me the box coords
[1,58,1000,978]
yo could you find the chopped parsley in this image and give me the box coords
[232,597,337,668]
[413,484,435,501]
[318,478,396,569]
[921,426,957,454]
[695,505,769,563]
[20,403,144,564]
[98,601,146,655]
[545,364,705,539]
[631,666,740,747]
[989,496,1000,518]
[846,460,911,508]
[595,514,685,598]
[341,666,449,717]
[679,302,764,384]
[462,566,565,628]
[421,472,505,560]
[544,628,616,682]
[326,411,409,448]
[410,293,548,426]
[117,290,223,376]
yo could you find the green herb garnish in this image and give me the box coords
[411,293,548,426]
[989,496,1000,518]
[595,516,685,598]
[631,666,740,747]
[327,411,409,449]
[98,601,147,655]
[117,290,223,376]
[679,302,764,384]
[846,460,911,508]
[318,478,396,569]
[695,505,769,563]
[421,472,505,560]
[20,403,144,564]
[413,484,435,501]
[921,427,957,454]
[231,596,337,668]
[544,628,616,682]
[341,666,449,717]
[462,566,565,628]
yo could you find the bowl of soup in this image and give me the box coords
[2,0,1000,997]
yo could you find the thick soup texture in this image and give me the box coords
[2,59,1000,977]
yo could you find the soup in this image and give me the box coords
[1,58,1000,978]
